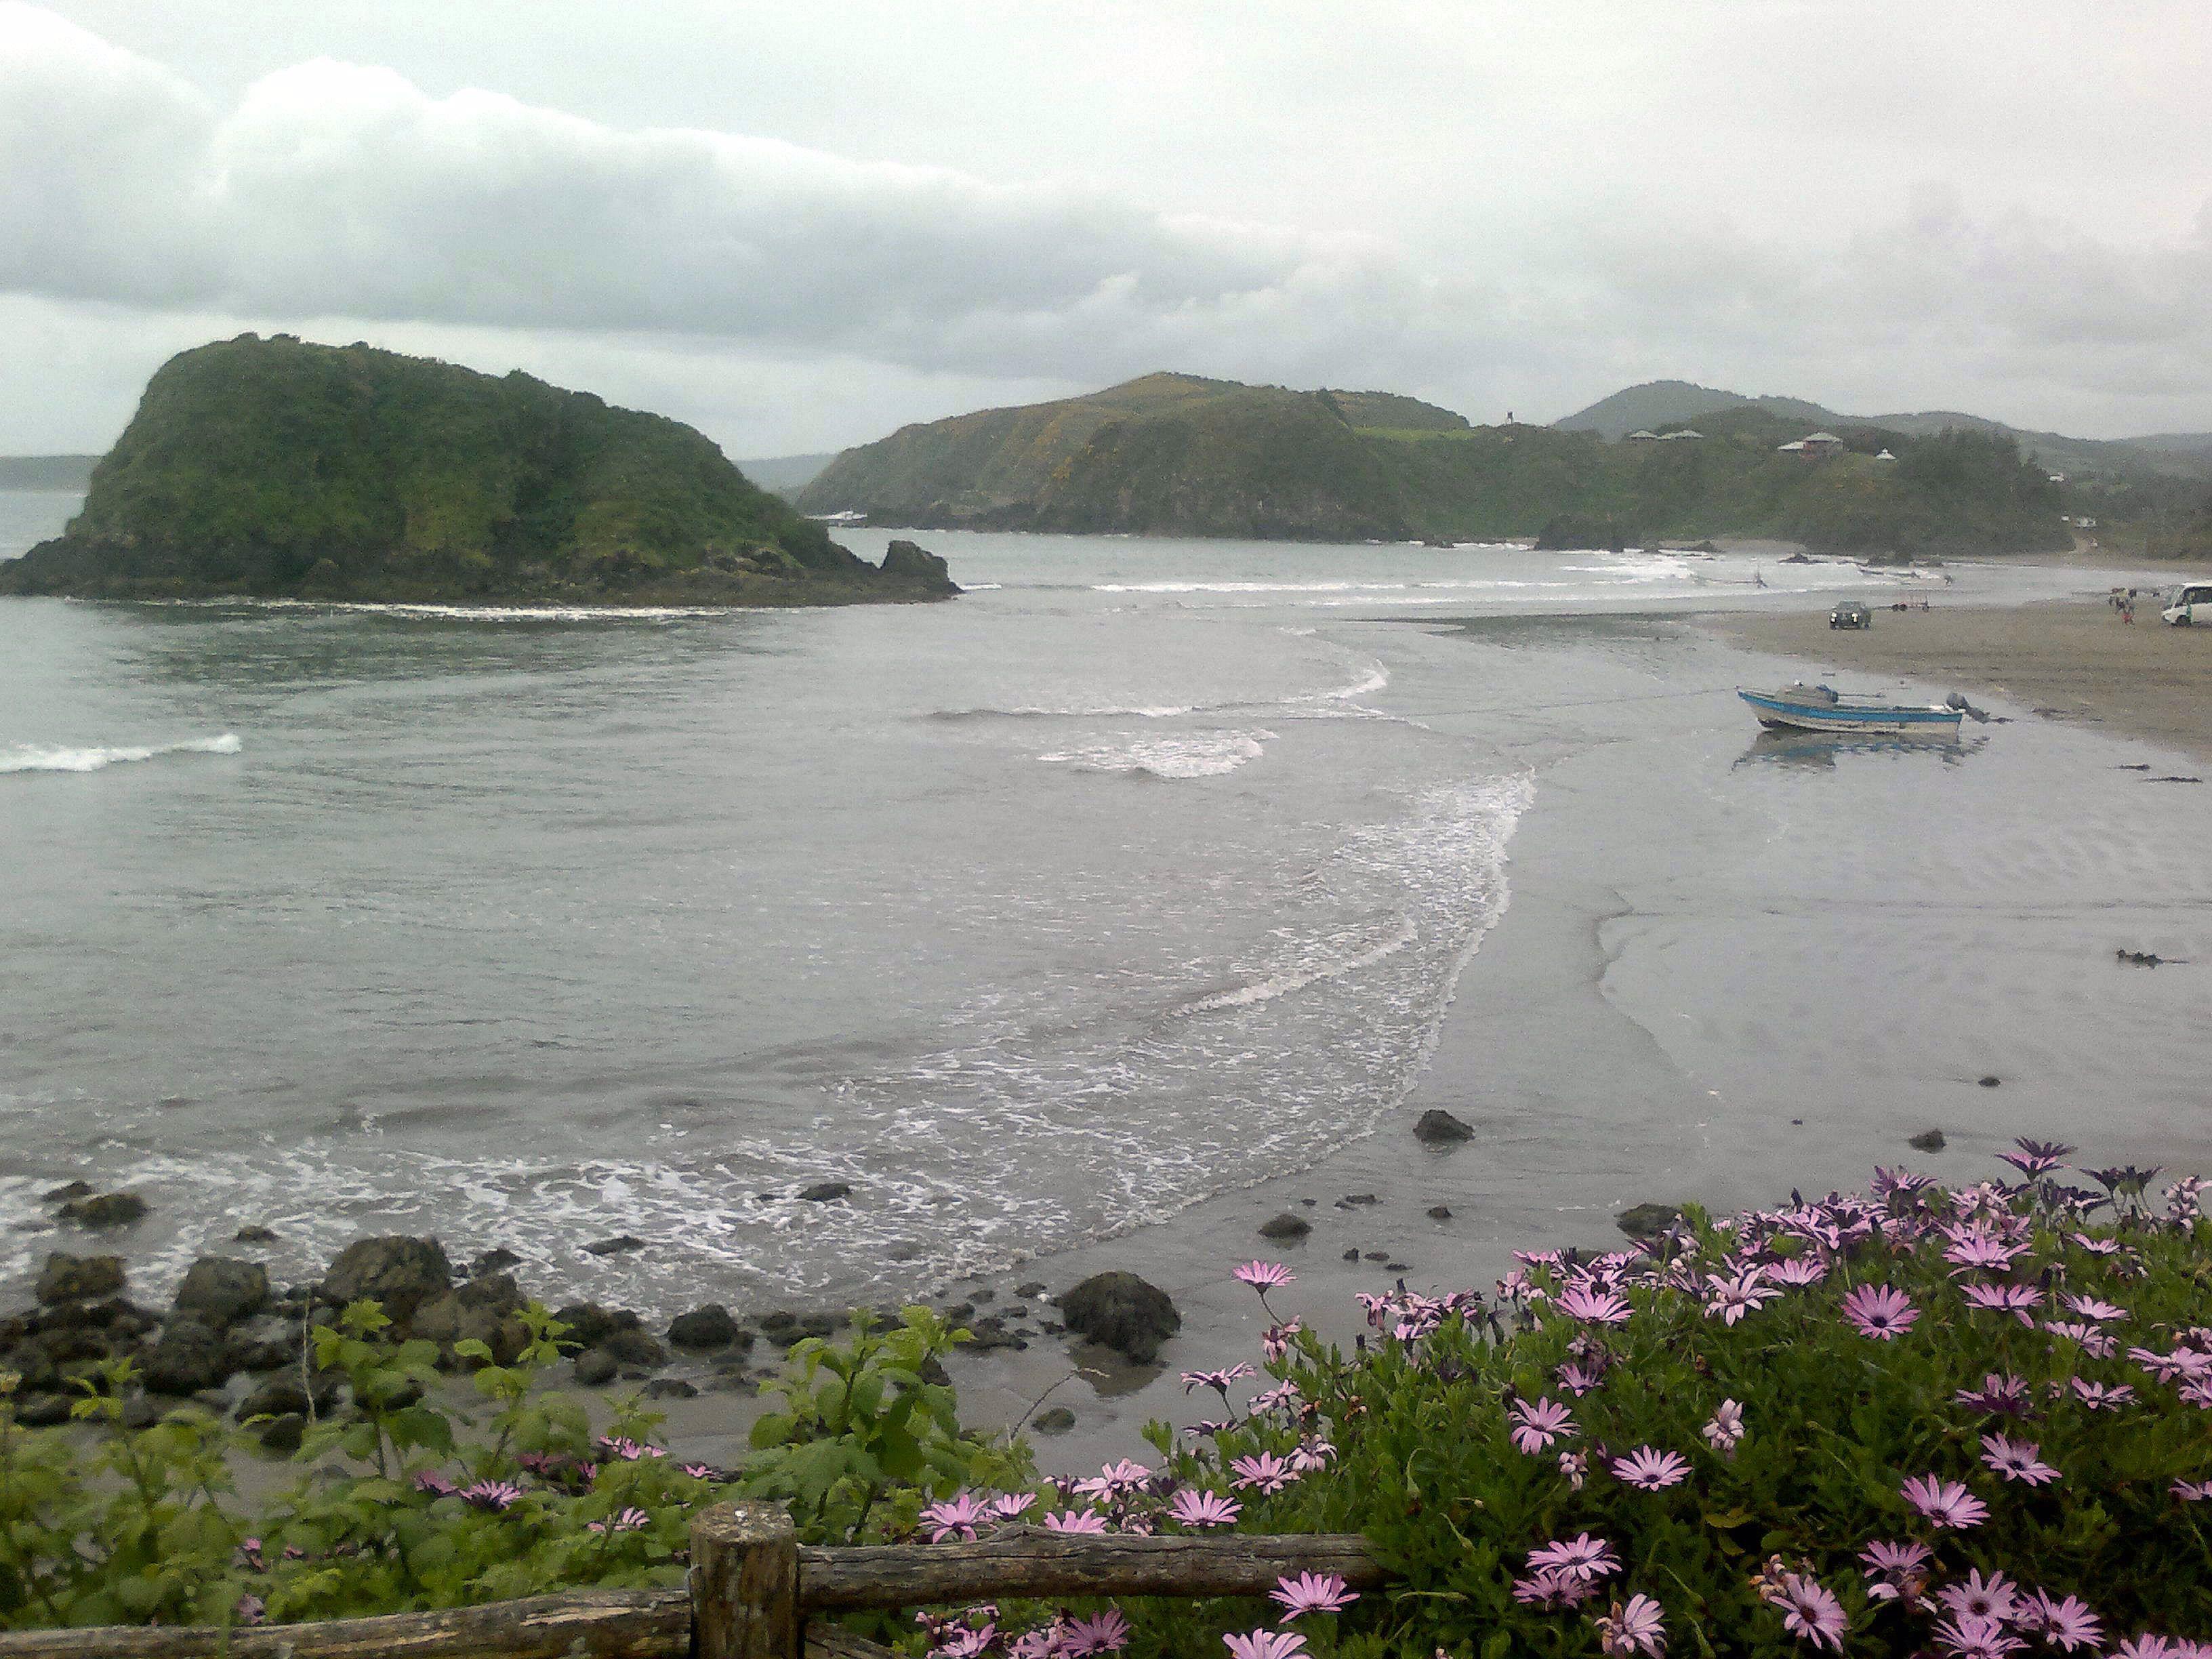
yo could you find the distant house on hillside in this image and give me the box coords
[1780,431,1844,457]
[2047,472,2066,483]
[1626,429,1660,442]
[1875,449,1898,462]
[1658,429,1703,441]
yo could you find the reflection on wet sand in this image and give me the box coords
[1734,728,1987,771]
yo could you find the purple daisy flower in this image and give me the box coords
[1222,1631,1307,1659]
[1508,1396,1578,1454]
[1610,1446,1691,1491]
[1902,1474,1989,1530]
[1763,1572,1847,1652]
[1167,1488,1242,1528]
[2030,1594,2107,1654]
[1556,1286,1634,1325]
[1594,1593,1667,1658]
[1233,1261,1296,1292]
[1229,1453,1298,1494]
[1528,1532,1621,1582]
[1841,1284,1919,1340]
[1269,1572,1357,1620]
[1980,1433,2060,1486]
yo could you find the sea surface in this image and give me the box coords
[0,493,2144,1310]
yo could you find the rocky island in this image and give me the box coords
[0,335,957,606]
[796,370,2076,557]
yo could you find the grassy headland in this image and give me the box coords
[0,336,956,606]
[798,373,2074,558]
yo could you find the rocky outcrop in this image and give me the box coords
[37,1252,125,1305]
[878,540,960,595]
[668,1305,741,1349]
[1059,1271,1181,1364]
[59,1191,148,1229]
[1414,1109,1474,1143]
[174,1256,270,1326]
[320,1236,455,1327]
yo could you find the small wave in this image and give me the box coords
[931,703,1196,722]
[1,733,241,775]
[1039,730,1271,780]
[1176,913,1419,1015]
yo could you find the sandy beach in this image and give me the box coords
[1715,591,2212,762]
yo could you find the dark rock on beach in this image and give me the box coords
[796,1182,853,1202]
[1427,1206,1454,1221]
[174,1256,270,1326]
[1910,1129,1948,1152]
[258,1414,306,1453]
[236,1375,337,1422]
[1978,1076,2002,1088]
[1615,1203,1681,1240]
[233,1225,280,1244]
[41,1182,94,1205]
[321,1236,453,1326]
[1414,1109,1474,1144]
[644,1378,699,1399]
[471,1247,524,1277]
[582,1234,647,1256]
[1059,1271,1181,1364]
[142,1318,230,1396]
[1015,1281,1048,1300]
[1258,1212,1312,1242]
[668,1305,741,1349]
[1031,1406,1076,1435]
[412,1273,529,1366]
[60,1191,148,1229]
[572,1348,620,1387]
[1336,1193,1379,1208]
[14,1394,71,1428]
[37,1252,124,1305]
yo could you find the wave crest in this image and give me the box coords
[1,733,242,775]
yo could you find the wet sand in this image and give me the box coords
[1714,595,2212,763]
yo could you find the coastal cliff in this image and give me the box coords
[0,336,957,605]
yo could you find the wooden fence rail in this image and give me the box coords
[0,1505,1385,1659]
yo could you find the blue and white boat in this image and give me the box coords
[1738,682,1965,735]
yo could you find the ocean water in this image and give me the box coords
[0,497,2123,1310]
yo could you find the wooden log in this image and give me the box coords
[0,1588,688,1657]
[796,1530,1383,1611]
[804,1628,903,1659]
[692,1501,801,1659]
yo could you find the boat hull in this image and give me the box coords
[1737,689,1963,735]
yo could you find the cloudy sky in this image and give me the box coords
[4,1,2209,457]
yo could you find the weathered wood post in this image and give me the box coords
[691,1501,800,1659]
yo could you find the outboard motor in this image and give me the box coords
[1945,691,1990,724]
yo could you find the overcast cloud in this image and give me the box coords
[3,1,2209,454]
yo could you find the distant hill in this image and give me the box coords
[0,336,956,605]
[799,372,2070,556]
[735,452,838,492]
[1555,381,1839,441]
[0,455,98,490]
[798,373,1459,540]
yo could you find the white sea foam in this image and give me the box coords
[931,703,1196,721]
[1038,729,1272,779]
[1177,913,1420,1015]
[0,733,241,774]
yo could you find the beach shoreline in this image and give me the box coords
[1710,593,2212,764]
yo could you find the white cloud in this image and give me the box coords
[1,1,2210,447]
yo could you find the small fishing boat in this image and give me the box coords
[1738,682,1965,735]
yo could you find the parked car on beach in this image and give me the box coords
[1830,600,1870,630]
[2161,583,2212,625]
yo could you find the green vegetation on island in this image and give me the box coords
[797,373,2076,558]
[0,336,956,605]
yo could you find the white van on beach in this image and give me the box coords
[2161,583,2212,625]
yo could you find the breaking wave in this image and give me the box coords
[1,733,241,774]
[1039,730,1272,779]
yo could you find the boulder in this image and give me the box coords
[1059,1271,1180,1364]
[668,1304,741,1349]
[573,1348,619,1387]
[470,1247,523,1277]
[36,1252,124,1305]
[1978,1076,2002,1088]
[41,1181,94,1204]
[236,1376,337,1422]
[1031,1406,1076,1435]
[226,1334,296,1374]
[413,1273,529,1365]
[175,1257,270,1326]
[1909,1129,1947,1153]
[141,1318,230,1396]
[1614,1203,1681,1241]
[258,1414,306,1453]
[1257,1212,1311,1242]
[879,539,959,594]
[232,1225,279,1244]
[605,1327,668,1369]
[320,1236,453,1326]
[60,1192,148,1229]
[644,1378,698,1399]
[1414,1109,1474,1144]
[14,1394,71,1428]
[551,1303,642,1350]
[796,1182,852,1203]
[1427,1206,1454,1221]
[582,1235,646,1256]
